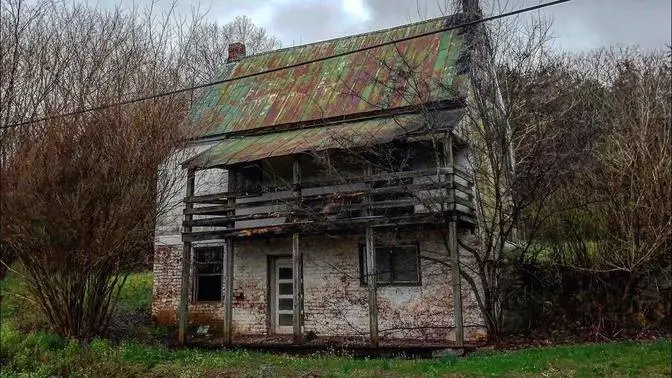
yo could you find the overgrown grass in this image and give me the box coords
[1,329,669,377]
[1,269,670,377]
[116,271,153,313]
[0,269,155,332]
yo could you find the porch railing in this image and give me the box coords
[182,167,476,241]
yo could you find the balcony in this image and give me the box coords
[182,167,476,242]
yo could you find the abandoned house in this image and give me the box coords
[152,9,495,347]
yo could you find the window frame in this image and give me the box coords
[358,241,422,286]
[192,245,225,303]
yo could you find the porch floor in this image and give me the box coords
[187,334,482,358]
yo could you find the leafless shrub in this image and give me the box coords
[0,0,277,338]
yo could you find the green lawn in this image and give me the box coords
[1,270,670,377]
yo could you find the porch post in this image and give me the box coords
[445,133,464,347]
[223,168,237,346]
[292,156,304,344]
[366,227,379,346]
[223,238,234,346]
[292,232,303,344]
[178,168,196,345]
[449,218,463,346]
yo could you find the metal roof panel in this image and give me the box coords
[191,15,469,137]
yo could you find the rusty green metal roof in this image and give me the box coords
[186,115,425,168]
[192,14,469,137]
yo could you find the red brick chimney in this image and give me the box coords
[227,42,246,62]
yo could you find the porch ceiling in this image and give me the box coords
[185,114,426,169]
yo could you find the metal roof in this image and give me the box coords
[186,115,426,169]
[191,15,469,137]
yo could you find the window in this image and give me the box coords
[193,246,223,302]
[359,243,421,285]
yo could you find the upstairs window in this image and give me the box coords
[193,246,223,302]
[359,243,421,285]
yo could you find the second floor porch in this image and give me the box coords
[181,139,476,242]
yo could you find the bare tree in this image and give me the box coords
[545,48,671,282]
[331,1,570,341]
[183,15,281,84]
[0,0,277,339]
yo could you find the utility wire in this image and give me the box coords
[2,0,571,130]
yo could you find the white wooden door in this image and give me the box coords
[273,258,294,334]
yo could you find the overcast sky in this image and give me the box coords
[100,0,671,52]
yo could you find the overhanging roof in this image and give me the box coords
[186,115,426,169]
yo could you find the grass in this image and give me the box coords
[1,269,670,377]
[116,271,153,313]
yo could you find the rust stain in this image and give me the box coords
[191,16,467,136]
[152,309,177,326]
[188,115,424,168]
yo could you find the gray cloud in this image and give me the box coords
[357,0,671,52]
[548,0,671,51]
[265,1,355,45]
[96,0,672,52]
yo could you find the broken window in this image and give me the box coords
[359,243,421,285]
[193,246,223,302]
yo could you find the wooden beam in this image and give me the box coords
[449,217,464,347]
[183,204,234,216]
[178,169,196,345]
[227,169,237,229]
[365,227,379,347]
[291,156,303,344]
[445,133,464,347]
[361,163,378,346]
[293,155,301,190]
[292,232,303,344]
[223,238,234,346]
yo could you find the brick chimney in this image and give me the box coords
[227,42,246,62]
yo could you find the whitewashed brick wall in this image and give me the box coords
[152,229,487,342]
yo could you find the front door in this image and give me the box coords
[272,257,294,334]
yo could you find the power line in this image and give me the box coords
[2,0,571,130]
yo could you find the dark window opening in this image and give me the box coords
[371,140,412,174]
[193,246,224,302]
[196,275,222,301]
[359,243,421,285]
[261,155,294,191]
[235,163,262,194]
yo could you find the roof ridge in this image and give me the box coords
[240,12,466,61]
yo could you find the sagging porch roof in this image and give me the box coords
[185,114,425,169]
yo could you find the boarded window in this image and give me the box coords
[193,246,223,302]
[359,243,420,285]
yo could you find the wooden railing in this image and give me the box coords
[182,167,476,241]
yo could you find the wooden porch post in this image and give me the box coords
[366,227,379,347]
[292,156,304,344]
[223,169,237,346]
[292,232,303,344]
[362,162,378,347]
[178,169,196,345]
[223,238,234,346]
[445,134,464,347]
[449,218,463,346]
